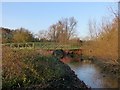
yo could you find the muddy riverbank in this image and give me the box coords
[24,61,91,89]
[90,57,120,79]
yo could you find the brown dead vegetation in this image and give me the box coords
[82,15,119,64]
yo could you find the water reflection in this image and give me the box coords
[67,61,118,88]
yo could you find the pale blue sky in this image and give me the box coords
[2,2,118,39]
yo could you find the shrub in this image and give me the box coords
[2,46,66,89]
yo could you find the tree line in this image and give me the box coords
[1,27,36,43]
[1,17,81,45]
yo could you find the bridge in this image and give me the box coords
[2,42,83,62]
[2,42,82,50]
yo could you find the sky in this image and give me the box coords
[1,2,118,39]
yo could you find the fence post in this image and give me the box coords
[18,43,19,49]
[10,43,12,48]
[26,43,27,49]
[33,43,35,50]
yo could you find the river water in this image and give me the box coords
[67,61,118,88]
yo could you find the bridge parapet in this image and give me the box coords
[2,42,81,50]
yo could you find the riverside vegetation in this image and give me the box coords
[81,15,120,79]
[1,11,120,89]
[2,46,90,89]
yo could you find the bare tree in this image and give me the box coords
[88,19,98,40]
[48,17,77,43]
[37,30,48,41]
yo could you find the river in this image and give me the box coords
[67,61,118,88]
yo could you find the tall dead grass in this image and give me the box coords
[82,17,118,64]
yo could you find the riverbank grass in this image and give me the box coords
[2,46,89,89]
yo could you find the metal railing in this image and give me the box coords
[1,42,81,50]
